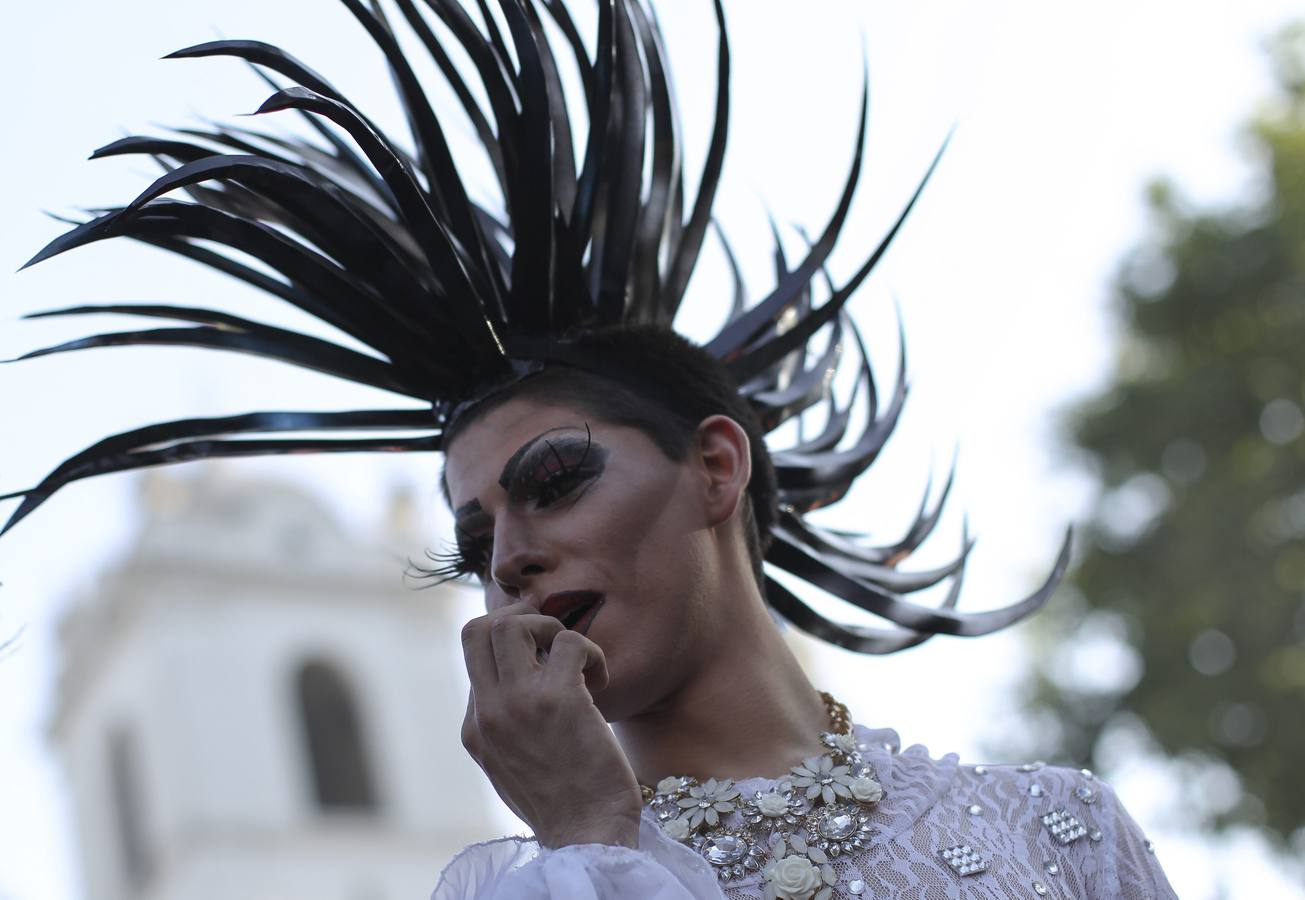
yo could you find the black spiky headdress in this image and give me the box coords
[6,0,1069,653]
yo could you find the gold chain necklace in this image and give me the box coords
[638,691,851,803]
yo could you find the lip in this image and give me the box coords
[539,590,605,633]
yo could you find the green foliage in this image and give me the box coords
[1012,28,1305,844]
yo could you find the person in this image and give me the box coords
[6,1,1176,897]
[430,329,1176,899]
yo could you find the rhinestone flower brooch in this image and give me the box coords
[646,729,885,899]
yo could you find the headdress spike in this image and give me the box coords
[6,0,1065,653]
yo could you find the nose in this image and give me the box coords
[489,516,552,599]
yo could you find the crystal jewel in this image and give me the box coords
[1089,828,1103,842]
[941,844,988,877]
[652,799,678,821]
[973,765,989,775]
[818,811,858,841]
[1075,785,1097,804]
[1029,784,1044,797]
[1034,880,1049,896]
[702,834,748,866]
[1045,861,1060,875]
[1041,809,1087,845]
[848,879,866,895]
[968,804,983,816]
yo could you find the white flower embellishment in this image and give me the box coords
[656,776,684,796]
[741,787,806,828]
[828,732,859,756]
[765,854,823,900]
[849,775,884,804]
[756,791,790,817]
[661,817,691,842]
[676,777,741,829]
[789,754,857,806]
[763,834,839,900]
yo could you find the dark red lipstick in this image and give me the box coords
[540,590,605,634]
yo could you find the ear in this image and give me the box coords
[695,415,752,528]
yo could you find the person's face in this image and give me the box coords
[443,396,717,719]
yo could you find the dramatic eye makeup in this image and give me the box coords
[426,424,608,581]
[501,424,608,507]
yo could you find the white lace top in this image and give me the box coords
[432,725,1177,899]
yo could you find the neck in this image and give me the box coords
[613,571,831,787]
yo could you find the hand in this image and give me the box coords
[459,601,642,849]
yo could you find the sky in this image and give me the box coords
[1,1,1303,898]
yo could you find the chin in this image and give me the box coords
[593,690,645,724]
[587,653,639,721]
[590,654,671,724]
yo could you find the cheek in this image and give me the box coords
[596,467,691,548]
[599,487,714,692]
[597,471,711,608]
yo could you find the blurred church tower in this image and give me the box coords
[48,469,494,900]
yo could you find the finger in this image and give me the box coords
[459,688,530,822]
[460,687,481,758]
[460,614,500,693]
[544,629,609,692]
[490,612,565,682]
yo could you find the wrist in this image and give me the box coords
[541,816,640,850]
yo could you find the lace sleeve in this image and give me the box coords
[431,818,726,900]
[1094,780,1179,900]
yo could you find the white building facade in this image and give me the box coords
[49,472,496,900]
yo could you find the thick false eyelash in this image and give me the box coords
[409,541,485,585]
[548,423,593,475]
[513,423,599,503]
[535,443,590,501]
[533,427,591,487]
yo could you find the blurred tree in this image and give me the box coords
[1008,25,1305,845]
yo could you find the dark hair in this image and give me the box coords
[442,326,778,587]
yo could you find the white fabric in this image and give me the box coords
[432,818,722,900]
[431,725,1179,899]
